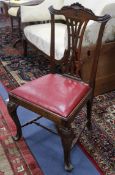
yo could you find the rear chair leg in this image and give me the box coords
[23,38,27,57]
[10,16,14,34]
[86,98,93,130]
[7,101,22,141]
[1,7,3,14]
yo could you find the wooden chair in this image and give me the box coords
[7,3,110,171]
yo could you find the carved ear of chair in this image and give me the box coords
[7,3,110,172]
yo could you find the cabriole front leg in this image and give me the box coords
[56,125,75,172]
[7,101,22,141]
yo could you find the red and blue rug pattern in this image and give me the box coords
[0,96,43,175]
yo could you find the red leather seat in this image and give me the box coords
[10,74,90,118]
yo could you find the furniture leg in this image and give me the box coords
[56,125,75,171]
[18,17,21,38]
[86,98,93,130]
[2,2,8,17]
[0,7,3,14]
[10,16,14,33]
[13,17,22,48]
[23,38,28,56]
[7,101,22,141]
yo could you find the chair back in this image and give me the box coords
[49,3,110,89]
[20,0,64,23]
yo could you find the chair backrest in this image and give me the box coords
[49,3,111,89]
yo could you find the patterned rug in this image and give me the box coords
[0,26,50,89]
[79,92,115,175]
[0,26,115,175]
[0,96,43,175]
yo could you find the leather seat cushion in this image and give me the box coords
[10,74,90,118]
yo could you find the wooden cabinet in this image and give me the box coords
[81,42,115,95]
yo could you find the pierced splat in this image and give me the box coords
[59,3,95,77]
[62,17,89,77]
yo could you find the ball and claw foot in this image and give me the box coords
[12,132,22,141]
[65,163,73,172]
[12,135,20,141]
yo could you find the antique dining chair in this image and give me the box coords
[7,3,110,171]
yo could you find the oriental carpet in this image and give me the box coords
[0,96,43,175]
